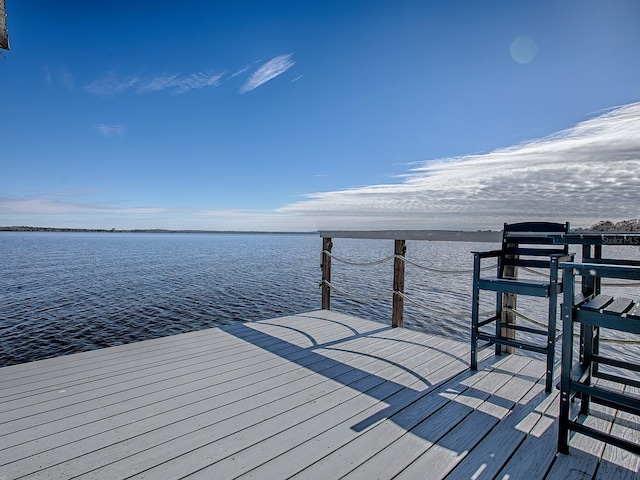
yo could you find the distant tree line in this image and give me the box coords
[587,219,640,232]
[0,226,316,234]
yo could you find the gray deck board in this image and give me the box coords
[1,309,638,480]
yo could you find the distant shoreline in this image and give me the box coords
[0,226,317,235]
[0,226,501,240]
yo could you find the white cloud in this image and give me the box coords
[85,71,224,96]
[85,71,140,96]
[3,102,639,232]
[44,66,75,89]
[231,65,251,78]
[279,102,640,230]
[240,54,295,93]
[85,55,295,97]
[96,123,126,137]
[137,72,224,94]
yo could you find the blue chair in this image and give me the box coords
[558,262,640,454]
[470,221,572,392]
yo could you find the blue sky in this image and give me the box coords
[2,0,640,231]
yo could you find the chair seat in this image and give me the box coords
[477,277,551,297]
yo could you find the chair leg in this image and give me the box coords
[558,270,575,454]
[558,318,572,453]
[581,325,595,414]
[545,291,558,392]
[558,322,572,453]
[495,291,503,356]
[470,283,479,371]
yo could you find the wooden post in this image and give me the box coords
[321,237,332,310]
[501,251,517,354]
[392,239,406,328]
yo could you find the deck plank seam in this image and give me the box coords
[1,324,444,474]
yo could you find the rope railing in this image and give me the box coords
[319,280,393,303]
[321,250,395,267]
[323,250,496,274]
[401,256,495,274]
[320,235,639,345]
[522,266,640,286]
[505,308,640,345]
[396,292,495,320]
[319,278,495,321]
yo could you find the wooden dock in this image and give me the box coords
[1,310,638,479]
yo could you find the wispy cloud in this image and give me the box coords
[137,71,225,94]
[231,65,251,78]
[85,71,224,96]
[85,55,295,97]
[240,54,295,93]
[96,123,126,137]
[85,71,140,96]
[279,102,640,230]
[44,66,75,89]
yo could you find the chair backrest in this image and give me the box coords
[501,221,570,271]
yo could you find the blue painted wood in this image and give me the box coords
[558,261,640,455]
[470,221,571,392]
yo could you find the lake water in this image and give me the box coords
[1,232,638,368]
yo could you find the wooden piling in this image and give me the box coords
[501,249,517,354]
[321,237,332,310]
[392,239,406,328]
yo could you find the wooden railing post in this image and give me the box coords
[392,239,406,327]
[321,237,332,310]
[501,247,517,354]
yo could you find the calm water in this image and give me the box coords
[1,232,638,367]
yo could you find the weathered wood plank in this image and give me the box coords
[492,387,561,479]
[2,328,417,477]
[95,331,457,479]
[2,312,381,408]
[65,348,430,478]
[1,322,348,425]
[307,353,525,480]
[205,339,477,480]
[0,312,368,396]
[442,361,554,479]
[1,331,403,466]
[546,379,624,479]
[5,323,431,478]
[1,309,631,480]
[394,357,542,480]
[595,386,640,480]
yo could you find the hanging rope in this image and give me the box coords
[503,308,640,345]
[505,308,561,332]
[323,250,498,274]
[396,292,470,319]
[518,267,640,287]
[322,250,395,266]
[319,280,393,303]
[401,256,496,274]
[322,245,639,345]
